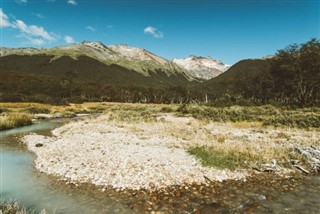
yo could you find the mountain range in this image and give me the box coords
[0,41,268,103]
[0,41,230,82]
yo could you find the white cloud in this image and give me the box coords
[64,35,75,44]
[15,20,55,41]
[0,8,14,28]
[144,26,164,39]
[15,0,28,4]
[32,13,45,19]
[16,34,45,46]
[107,25,113,29]
[1,8,58,46]
[26,37,45,45]
[67,0,77,5]
[86,26,96,32]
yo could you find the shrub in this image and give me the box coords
[175,104,319,128]
[160,106,174,113]
[25,107,50,114]
[264,112,320,128]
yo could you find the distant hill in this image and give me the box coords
[197,59,272,96]
[0,42,276,104]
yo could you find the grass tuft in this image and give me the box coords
[187,146,258,170]
[0,113,32,130]
[0,198,26,214]
[0,197,48,214]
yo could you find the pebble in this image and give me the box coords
[23,117,247,191]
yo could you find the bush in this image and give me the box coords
[176,104,319,128]
[160,106,174,113]
[264,112,320,128]
[25,107,50,114]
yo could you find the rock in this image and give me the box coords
[291,159,300,165]
[149,182,155,189]
[174,190,181,197]
[258,195,267,200]
[22,115,248,193]
[40,209,49,214]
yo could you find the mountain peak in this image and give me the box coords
[173,55,230,80]
[189,55,209,60]
[107,44,168,65]
[187,55,224,64]
[81,41,107,49]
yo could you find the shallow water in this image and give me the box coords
[1,119,319,213]
[213,176,320,213]
[0,120,135,214]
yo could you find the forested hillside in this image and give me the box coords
[1,39,319,106]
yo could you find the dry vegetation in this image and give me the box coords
[0,198,26,214]
[0,113,32,131]
[2,102,319,170]
[0,198,48,214]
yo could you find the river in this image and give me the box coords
[0,119,319,213]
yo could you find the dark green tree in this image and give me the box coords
[270,38,320,106]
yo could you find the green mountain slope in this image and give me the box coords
[0,51,197,103]
[0,54,193,87]
[197,59,272,95]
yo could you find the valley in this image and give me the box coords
[1,102,320,213]
[1,40,319,213]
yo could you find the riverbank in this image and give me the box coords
[0,197,48,214]
[23,114,247,191]
[59,173,315,213]
[22,109,319,191]
[1,102,316,213]
[0,102,102,130]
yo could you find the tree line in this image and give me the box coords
[1,39,319,106]
[223,38,320,107]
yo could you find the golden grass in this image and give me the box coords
[0,113,32,130]
[233,121,264,128]
[0,102,51,109]
[1,102,318,168]
[96,109,319,169]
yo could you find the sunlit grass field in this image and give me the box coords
[1,102,319,170]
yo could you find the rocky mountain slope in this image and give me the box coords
[0,42,192,80]
[0,41,233,103]
[173,56,230,80]
[0,41,229,81]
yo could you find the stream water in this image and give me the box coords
[0,119,319,213]
[0,119,135,214]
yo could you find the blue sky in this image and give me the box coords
[1,0,319,64]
